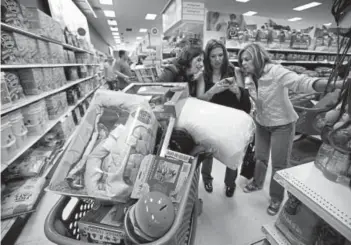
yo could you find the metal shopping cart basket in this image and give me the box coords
[44,156,202,245]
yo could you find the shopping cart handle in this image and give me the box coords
[44,196,90,245]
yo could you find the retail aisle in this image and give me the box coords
[15,159,277,245]
[195,159,277,245]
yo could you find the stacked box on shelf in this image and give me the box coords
[37,40,51,64]
[64,67,79,81]
[1,72,12,110]
[42,68,53,91]
[78,66,88,78]
[67,51,76,64]
[3,71,26,103]
[1,0,27,30]
[45,92,68,120]
[22,7,50,37]
[17,68,45,95]
[48,43,65,64]
[76,53,90,64]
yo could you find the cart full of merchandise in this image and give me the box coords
[43,83,205,245]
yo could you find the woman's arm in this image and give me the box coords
[312,78,345,92]
[196,74,218,101]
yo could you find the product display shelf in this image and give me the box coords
[1,85,99,173]
[229,59,343,65]
[1,75,96,115]
[261,224,290,245]
[0,23,93,54]
[227,47,351,56]
[274,162,351,241]
[1,64,100,69]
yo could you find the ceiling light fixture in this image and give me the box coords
[288,17,302,21]
[139,28,148,33]
[243,11,257,16]
[110,27,119,31]
[324,23,332,26]
[112,32,119,35]
[136,37,142,40]
[293,2,322,11]
[145,13,157,20]
[107,20,117,25]
[99,0,113,5]
[103,10,115,17]
[236,0,250,2]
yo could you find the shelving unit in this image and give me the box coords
[1,64,99,69]
[1,23,93,54]
[1,75,96,115]
[1,85,99,172]
[227,47,351,56]
[274,162,351,241]
[261,224,290,245]
[230,59,345,65]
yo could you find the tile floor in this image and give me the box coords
[15,159,279,245]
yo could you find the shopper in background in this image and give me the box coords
[114,50,133,90]
[238,43,346,215]
[158,46,204,97]
[196,39,251,197]
[104,55,118,90]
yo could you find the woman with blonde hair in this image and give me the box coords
[238,43,345,215]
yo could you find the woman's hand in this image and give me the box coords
[208,79,231,95]
[229,82,241,100]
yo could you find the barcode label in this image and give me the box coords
[166,150,193,163]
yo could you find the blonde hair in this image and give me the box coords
[238,43,272,79]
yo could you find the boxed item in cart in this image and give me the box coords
[1,0,27,30]
[3,71,26,103]
[131,155,192,202]
[1,176,46,219]
[1,72,12,109]
[78,203,133,244]
[47,90,160,203]
[123,83,190,119]
[17,68,44,95]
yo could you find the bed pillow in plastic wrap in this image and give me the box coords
[175,97,255,170]
[46,89,159,203]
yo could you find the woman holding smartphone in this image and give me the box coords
[196,39,252,197]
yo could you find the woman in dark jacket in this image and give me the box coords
[158,46,204,97]
[196,39,252,197]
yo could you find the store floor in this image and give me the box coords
[15,159,277,245]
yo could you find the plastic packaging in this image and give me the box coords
[1,72,12,109]
[1,115,17,162]
[4,71,26,103]
[8,110,28,149]
[175,97,255,170]
[47,89,159,202]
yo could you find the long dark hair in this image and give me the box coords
[174,46,204,76]
[203,39,231,83]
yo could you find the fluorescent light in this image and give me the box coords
[293,2,321,11]
[236,0,250,2]
[110,27,119,31]
[324,23,332,26]
[103,10,115,17]
[112,32,119,36]
[243,11,257,16]
[145,13,157,20]
[288,17,302,21]
[139,28,148,33]
[99,0,112,5]
[136,37,142,40]
[107,20,117,25]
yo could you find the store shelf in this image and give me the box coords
[227,47,351,55]
[1,23,93,54]
[261,224,290,245]
[1,86,99,172]
[1,75,96,115]
[1,64,99,69]
[230,59,340,65]
[274,162,351,241]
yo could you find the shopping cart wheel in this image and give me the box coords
[197,199,203,216]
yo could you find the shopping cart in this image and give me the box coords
[44,156,202,245]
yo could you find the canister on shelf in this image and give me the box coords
[17,68,44,95]
[22,101,45,126]
[8,110,28,149]
[1,115,17,162]
[1,72,12,109]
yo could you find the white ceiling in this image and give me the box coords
[85,0,348,52]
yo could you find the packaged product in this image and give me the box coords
[45,93,68,120]
[1,115,17,162]
[78,203,133,244]
[8,109,28,149]
[17,68,44,95]
[275,195,323,244]
[1,176,46,219]
[22,7,50,37]
[175,97,255,170]
[1,72,12,109]
[47,90,159,203]
[56,113,76,141]
[42,68,53,91]
[65,67,79,81]
[37,40,51,64]
[1,0,27,30]
[26,36,41,64]
[3,71,26,103]
[78,65,88,78]
[1,31,25,64]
